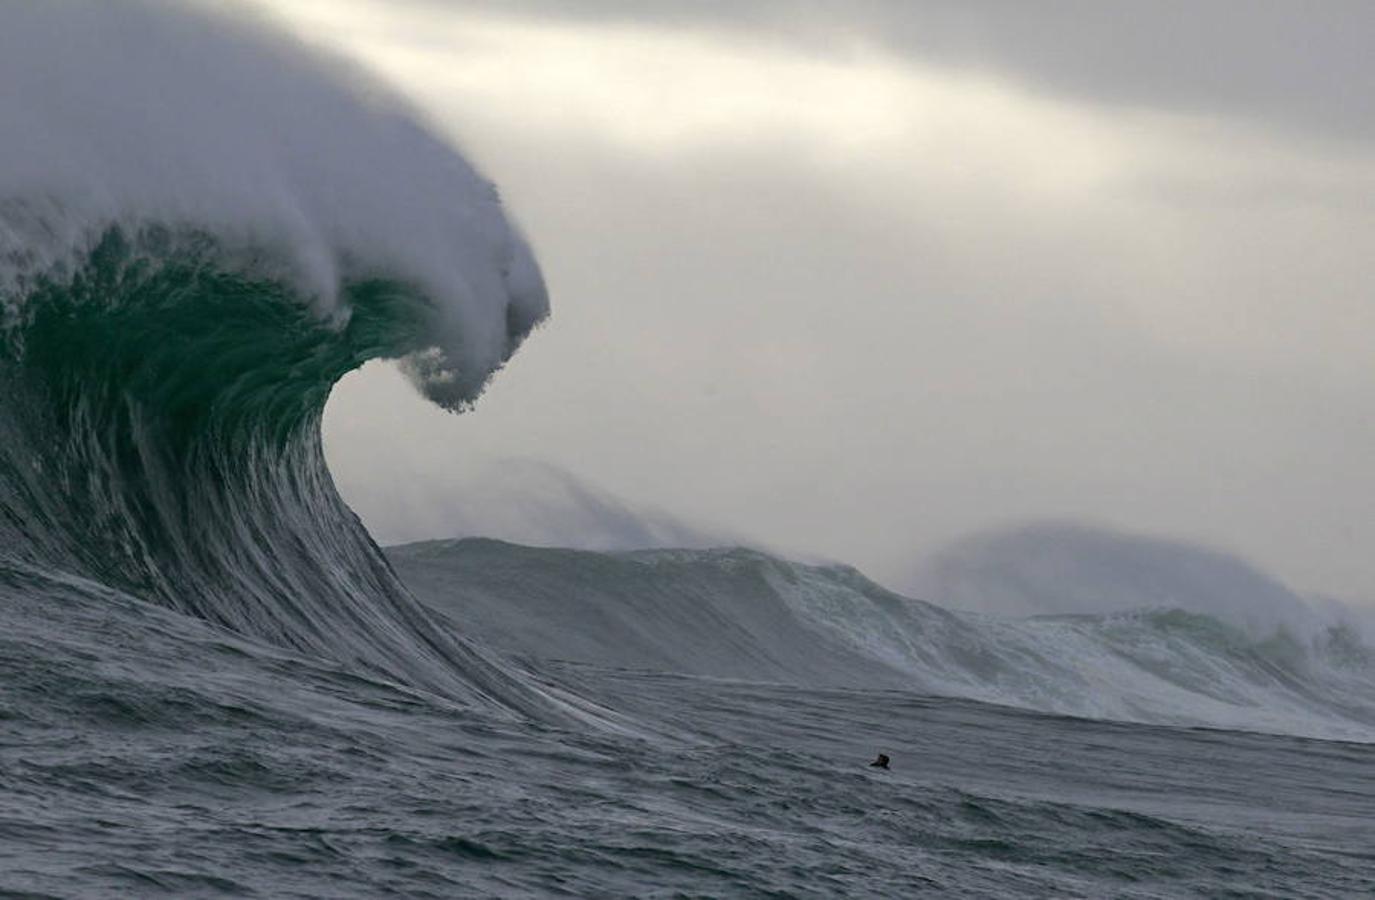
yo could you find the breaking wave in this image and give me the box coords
[0,1,582,719]
[393,539,1375,741]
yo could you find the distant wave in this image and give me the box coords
[0,2,582,720]
[393,539,1375,740]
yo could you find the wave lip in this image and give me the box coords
[0,0,547,408]
[0,1,572,720]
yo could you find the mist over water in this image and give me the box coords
[912,521,1330,632]
[328,450,739,551]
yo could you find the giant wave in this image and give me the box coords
[0,1,582,720]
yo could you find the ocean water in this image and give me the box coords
[4,3,1375,897]
[5,568,1375,898]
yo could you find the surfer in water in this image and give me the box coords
[869,753,890,770]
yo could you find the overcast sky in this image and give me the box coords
[260,0,1374,604]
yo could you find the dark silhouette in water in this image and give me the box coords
[870,753,890,769]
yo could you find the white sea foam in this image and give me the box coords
[0,0,545,407]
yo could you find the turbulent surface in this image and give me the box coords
[4,573,1375,898]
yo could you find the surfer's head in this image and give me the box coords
[869,753,890,769]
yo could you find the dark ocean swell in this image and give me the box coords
[0,223,568,719]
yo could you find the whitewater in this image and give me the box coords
[390,538,1375,742]
[2,2,1374,897]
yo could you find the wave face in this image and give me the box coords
[392,539,1375,740]
[390,539,918,688]
[0,3,568,717]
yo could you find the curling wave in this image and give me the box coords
[0,2,572,718]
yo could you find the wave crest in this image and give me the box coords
[0,0,546,408]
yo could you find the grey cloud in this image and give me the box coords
[405,0,1375,143]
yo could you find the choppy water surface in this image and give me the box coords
[4,573,1374,898]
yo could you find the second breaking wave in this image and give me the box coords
[392,538,1375,741]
